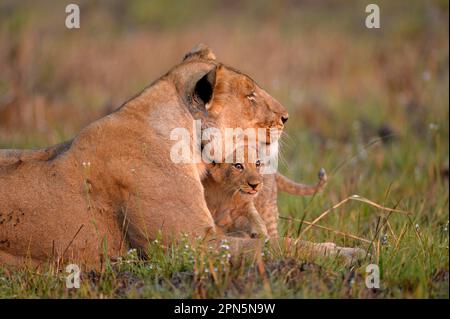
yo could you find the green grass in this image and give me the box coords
[0,0,448,298]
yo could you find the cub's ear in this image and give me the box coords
[183,43,216,61]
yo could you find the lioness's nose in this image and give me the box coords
[281,115,289,124]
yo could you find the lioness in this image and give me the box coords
[0,44,290,267]
[0,45,363,268]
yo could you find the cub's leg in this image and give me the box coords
[231,203,268,239]
[255,173,280,237]
[256,169,327,237]
[245,202,268,238]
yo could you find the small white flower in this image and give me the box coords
[381,234,388,245]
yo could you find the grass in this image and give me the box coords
[0,0,448,298]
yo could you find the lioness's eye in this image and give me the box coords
[255,160,261,167]
[246,92,256,102]
[234,163,244,170]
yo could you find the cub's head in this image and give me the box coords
[206,147,264,198]
[179,44,289,144]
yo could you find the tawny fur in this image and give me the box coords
[0,46,289,268]
[203,149,268,239]
[0,45,364,268]
[257,168,328,237]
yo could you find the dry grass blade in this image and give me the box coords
[299,194,412,235]
[279,216,371,244]
[349,195,411,215]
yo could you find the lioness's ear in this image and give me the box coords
[193,67,216,107]
[183,43,216,61]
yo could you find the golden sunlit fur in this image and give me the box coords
[0,45,291,268]
[203,148,268,239]
[0,45,364,268]
[257,168,328,236]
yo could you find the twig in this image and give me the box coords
[62,225,84,258]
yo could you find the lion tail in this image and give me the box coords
[276,168,327,196]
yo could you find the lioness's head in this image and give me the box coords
[177,44,289,144]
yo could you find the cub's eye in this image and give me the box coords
[234,163,244,170]
[255,160,261,167]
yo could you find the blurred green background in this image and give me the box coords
[0,0,448,298]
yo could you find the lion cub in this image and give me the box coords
[203,149,268,239]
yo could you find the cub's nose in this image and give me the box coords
[281,115,289,124]
[248,181,261,190]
